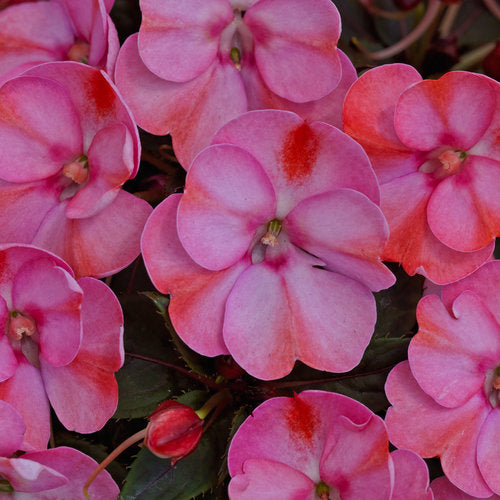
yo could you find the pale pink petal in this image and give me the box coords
[229,458,315,499]
[229,391,378,482]
[242,49,356,130]
[178,144,276,270]
[0,296,18,382]
[0,179,60,245]
[0,359,51,451]
[115,35,247,168]
[477,410,500,495]
[410,292,500,408]
[427,156,500,252]
[245,0,341,102]
[142,195,249,356]
[12,257,82,367]
[431,476,499,500]
[395,72,496,152]
[284,189,394,291]
[391,449,433,500]
[0,2,74,81]
[0,457,67,493]
[0,400,24,457]
[212,111,380,216]
[104,15,120,76]
[25,62,140,170]
[380,172,493,284]
[32,190,152,278]
[20,447,119,499]
[442,260,500,325]
[66,123,134,219]
[0,76,82,182]
[138,0,233,82]
[342,63,422,184]
[385,362,493,498]
[320,414,392,500]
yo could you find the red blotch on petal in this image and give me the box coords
[280,123,319,182]
[285,393,319,444]
[85,70,116,118]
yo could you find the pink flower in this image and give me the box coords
[227,391,393,499]
[142,110,394,380]
[0,61,152,278]
[115,0,356,168]
[391,449,433,500]
[431,476,500,499]
[385,261,500,497]
[145,401,203,464]
[0,244,124,451]
[343,65,500,284]
[0,400,119,498]
[0,0,119,84]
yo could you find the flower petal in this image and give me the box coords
[0,296,18,382]
[0,400,25,457]
[245,0,341,102]
[391,449,433,500]
[138,0,233,82]
[178,144,276,271]
[284,188,394,291]
[477,410,500,495]
[385,361,493,498]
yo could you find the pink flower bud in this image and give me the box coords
[145,401,203,464]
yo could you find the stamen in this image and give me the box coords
[63,155,89,184]
[230,47,242,70]
[68,41,90,64]
[261,219,282,247]
[438,149,465,175]
[8,312,36,341]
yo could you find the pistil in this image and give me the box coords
[261,219,282,247]
[438,149,465,175]
[68,41,90,64]
[62,155,89,185]
[8,311,36,341]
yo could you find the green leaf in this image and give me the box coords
[114,294,198,419]
[120,413,231,500]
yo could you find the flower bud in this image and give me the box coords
[145,401,203,464]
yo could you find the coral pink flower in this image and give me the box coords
[115,0,356,168]
[0,244,124,451]
[0,61,152,278]
[227,391,393,499]
[142,110,394,380]
[385,261,500,497]
[0,0,118,84]
[0,400,119,498]
[343,65,499,284]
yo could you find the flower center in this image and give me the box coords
[261,219,282,247]
[316,481,341,500]
[438,149,466,175]
[8,311,36,341]
[485,366,500,408]
[67,41,90,64]
[0,477,13,493]
[219,9,253,70]
[62,154,89,185]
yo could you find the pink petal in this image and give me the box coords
[177,144,276,271]
[243,49,357,130]
[66,123,135,219]
[245,0,341,102]
[25,62,140,172]
[391,449,433,500]
[431,476,499,500]
[342,63,422,184]
[0,76,82,183]
[21,446,119,499]
[320,414,392,500]
[380,171,493,284]
[0,296,18,382]
[410,292,500,408]
[442,260,500,326]
[0,400,25,457]
[284,189,394,291]
[385,361,493,498]
[229,458,315,499]
[477,410,500,495]
[12,256,83,367]
[138,0,233,82]
[212,110,380,216]
[115,35,247,168]
[228,391,378,481]
[0,2,74,82]
[32,190,152,278]
[0,179,61,246]
[0,359,51,451]
[395,72,497,152]
[0,457,67,493]
[224,241,377,379]
[142,194,247,356]
[427,156,500,252]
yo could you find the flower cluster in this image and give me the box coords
[0,0,498,498]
